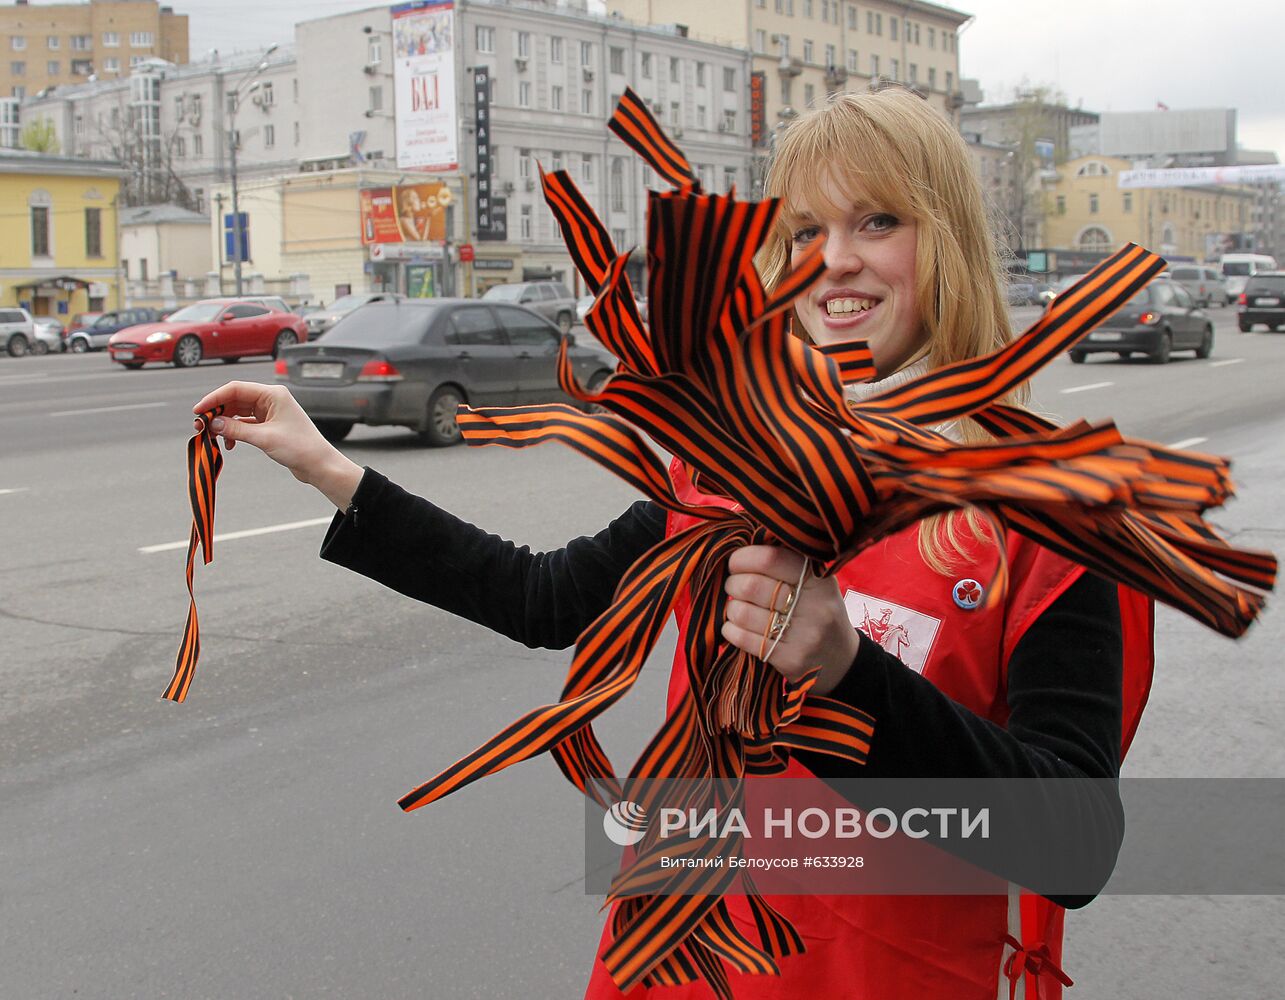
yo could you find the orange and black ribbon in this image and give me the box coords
[390,90,1276,996]
[162,405,224,703]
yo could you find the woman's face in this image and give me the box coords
[788,171,926,375]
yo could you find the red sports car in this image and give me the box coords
[107,298,308,369]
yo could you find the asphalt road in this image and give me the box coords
[2,306,1283,998]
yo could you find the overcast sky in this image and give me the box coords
[166,0,1285,160]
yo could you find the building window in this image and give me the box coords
[928,27,936,48]
[551,150,563,172]
[870,53,879,76]
[1123,192,1133,213]
[581,153,593,182]
[723,67,735,91]
[946,70,954,92]
[780,77,791,105]
[927,67,935,89]
[669,101,680,127]
[11,35,25,51]
[670,56,679,82]
[193,188,205,211]
[516,32,530,59]
[803,0,813,16]
[139,259,149,280]
[130,32,154,47]
[130,55,143,67]
[293,121,299,145]
[47,60,59,75]
[724,166,737,192]
[11,85,23,99]
[1078,226,1112,252]
[70,35,90,51]
[696,104,706,128]
[754,29,766,53]
[581,89,592,114]
[174,136,185,157]
[369,85,383,111]
[824,43,835,67]
[889,58,898,80]
[908,63,917,83]
[85,207,102,257]
[366,38,381,66]
[518,81,531,107]
[640,51,652,78]
[103,57,119,72]
[612,227,627,246]
[803,84,814,107]
[261,82,274,105]
[696,61,707,86]
[476,26,494,53]
[1056,195,1066,215]
[518,148,531,178]
[550,36,563,64]
[264,124,275,148]
[10,61,23,76]
[1089,193,1099,214]
[102,32,119,47]
[46,36,59,50]
[520,204,532,240]
[580,41,592,65]
[193,133,203,155]
[609,46,624,74]
[890,18,898,41]
[723,108,735,132]
[803,40,813,63]
[777,34,790,57]
[550,84,562,110]
[31,205,50,257]
[610,157,624,211]
[913,23,920,44]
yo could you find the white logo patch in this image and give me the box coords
[843,590,942,675]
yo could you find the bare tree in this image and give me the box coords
[89,92,197,209]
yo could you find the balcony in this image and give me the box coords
[777,56,802,78]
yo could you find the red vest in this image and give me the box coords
[585,460,1154,1000]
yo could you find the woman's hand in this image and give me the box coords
[191,381,364,511]
[722,545,860,696]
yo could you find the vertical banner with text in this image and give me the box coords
[473,65,497,239]
[392,0,459,171]
[750,71,767,148]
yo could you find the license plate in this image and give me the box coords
[301,362,344,379]
[1089,332,1123,342]
[1256,297,1280,306]
[114,350,134,360]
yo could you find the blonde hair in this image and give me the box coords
[757,88,1028,573]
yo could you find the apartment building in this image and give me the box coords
[609,0,968,146]
[0,0,187,100]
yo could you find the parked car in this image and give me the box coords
[1069,279,1212,364]
[32,316,65,354]
[1168,265,1228,308]
[1041,274,1087,309]
[276,299,616,445]
[67,307,163,353]
[1,306,35,357]
[106,297,309,369]
[1237,271,1285,332]
[482,280,577,333]
[305,292,405,337]
[1220,252,1278,301]
[1005,280,1049,307]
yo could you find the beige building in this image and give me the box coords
[0,0,187,101]
[608,0,969,151]
[1044,155,1255,263]
[119,203,211,306]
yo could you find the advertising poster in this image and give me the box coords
[360,181,453,244]
[392,0,459,171]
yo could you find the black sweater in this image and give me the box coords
[322,468,1127,904]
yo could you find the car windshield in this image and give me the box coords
[482,285,523,301]
[1247,276,1285,292]
[325,304,441,343]
[165,302,226,323]
[1223,262,1252,276]
[326,294,368,313]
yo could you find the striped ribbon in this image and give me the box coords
[391,90,1275,995]
[162,405,224,703]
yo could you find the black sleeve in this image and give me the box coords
[793,571,1126,907]
[319,467,667,650]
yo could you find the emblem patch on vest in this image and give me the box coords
[843,590,942,675]
[952,578,984,610]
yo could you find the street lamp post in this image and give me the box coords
[226,43,277,296]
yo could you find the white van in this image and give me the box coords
[1220,253,1279,300]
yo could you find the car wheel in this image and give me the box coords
[122,362,144,370]
[312,419,354,442]
[32,339,49,355]
[7,333,28,357]
[1069,351,1086,364]
[70,337,89,353]
[420,385,465,447]
[1238,320,1252,333]
[585,370,613,414]
[556,311,573,335]
[173,334,203,368]
[1195,326,1214,359]
[273,329,298,358]
[1149,331,1172,364]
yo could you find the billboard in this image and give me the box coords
[392,0,458,171]
[1118,164,1285,189]
[360,181,452,244]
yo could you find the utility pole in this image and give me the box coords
[226,43,278,296]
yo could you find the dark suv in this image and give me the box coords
[67,307,163,352]
[1237,272,1285,331]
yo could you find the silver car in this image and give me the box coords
[306,292,405,337]
[482,281,578,334]
[32,316,64,353]
[1,306,35,357]
[1167,265,1228,308]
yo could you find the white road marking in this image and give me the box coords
[1060,381,1115,394]
[1209,358,1245,368]
[139,516,335,554]
[0,487,31,495]
[1168,437,1209,451]
[49,401,169,418]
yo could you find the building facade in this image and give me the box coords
[608,0,968,150]
[1044,154,1255,265]
[0,148,125,316]
[0,0,187,100]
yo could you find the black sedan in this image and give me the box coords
[276,299,617,445]
[1069,278,1213,364]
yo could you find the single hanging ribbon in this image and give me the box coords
[162,405,224,703]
